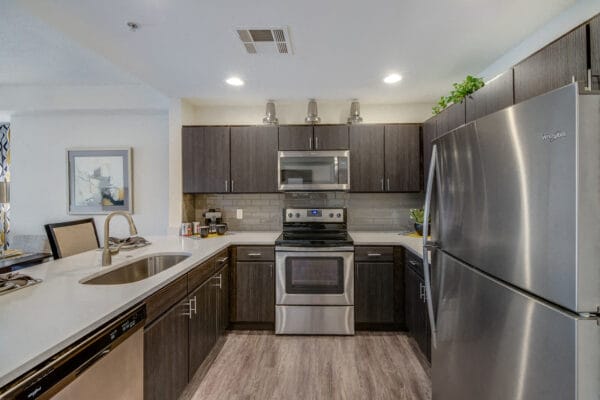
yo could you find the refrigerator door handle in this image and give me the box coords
[423,144,438,348]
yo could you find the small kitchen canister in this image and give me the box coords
[180,222,192,236]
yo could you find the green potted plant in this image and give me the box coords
[409,208,429,236]
[432,75,484,115]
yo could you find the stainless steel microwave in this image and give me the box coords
[278,150,350,191]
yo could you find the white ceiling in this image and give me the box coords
[15,0,575,104]
[0,2,139,86]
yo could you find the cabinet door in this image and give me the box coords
[384,125,421,192]
[235,262,274,322]
[466,69,514,122]
[349,125,385,192]
[144,298,189,400]
[182,126,230,193]
[437,102,465,136]
[405,266,429,360]
[278,125,313,150]
[217,265,230,335]
[188,280,216,378]
[230,126,278,193]
[422,115,438,185]
[355,262,395,323]
[314,125,349,150]
[514,25,587,103]
[591,15,600,90]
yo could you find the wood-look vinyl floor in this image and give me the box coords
[180,331,431,400]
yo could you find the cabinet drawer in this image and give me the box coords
[354,246,394,262]
[405,250,423,275]
[145,274,188,324]
[236,246,275,261]
[188,259,214,292]
[214,249,230,271]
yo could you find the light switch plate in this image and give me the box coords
[236,209,243,219]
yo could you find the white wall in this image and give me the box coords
[479,1,600,80]
[183,101,433,125]
[10,110,169,241]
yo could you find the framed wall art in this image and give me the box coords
[67,148,132,214]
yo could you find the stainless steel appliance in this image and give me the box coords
[423,83,600,400]
[275,208,354,335]
[278,151,350,191]
[203,209,223,234]
[0,305,145,399]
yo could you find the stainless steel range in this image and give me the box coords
[275,208,354,335]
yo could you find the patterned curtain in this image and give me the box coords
[0,123,10,247]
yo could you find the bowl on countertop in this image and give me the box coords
[216,224,228,235]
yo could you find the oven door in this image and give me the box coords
[278,151,350,191]
[276,247,354,305]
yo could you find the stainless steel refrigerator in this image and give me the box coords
[422,83,600,400]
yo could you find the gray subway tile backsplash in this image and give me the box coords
[184,192,423,232]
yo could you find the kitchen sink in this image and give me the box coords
[81,253,191,285]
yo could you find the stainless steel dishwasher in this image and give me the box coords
[1,305,145,400]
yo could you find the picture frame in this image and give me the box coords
[67,148,132,215]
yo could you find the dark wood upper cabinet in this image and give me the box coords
[182,126,230,193]
[591,14,600,91]
[436,102,465,136]
[278,125,313,150]
[144,298,189,400]
[234,261,274,323]
[422,115,438,186]
[466,69,515,122]
[230,126,278,193]
[514,25,587,103]
[355,261,395,324]
[313,125,349,150]
[349,125,385,192]
[384,125,421,192]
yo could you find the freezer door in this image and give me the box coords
[432,250,599,400]
[433,83,600,313]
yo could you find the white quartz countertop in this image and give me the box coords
[0,232,279,388]
[0,230,423,387]
[349,231,424,257]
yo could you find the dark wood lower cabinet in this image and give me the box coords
[355,262,395,324]
[188,280,216,379]
[354,246,405,330]
[144,255,231,400]
[405,261,431,362]
[217,264,230,335]
[234,261,274,323]
[144,298,189,400]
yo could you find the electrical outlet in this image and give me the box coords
[236,209,243,219]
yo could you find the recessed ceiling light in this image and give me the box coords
[226,77,244,86]
[383,74,402,84]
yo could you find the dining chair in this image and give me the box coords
[44,218,100,259]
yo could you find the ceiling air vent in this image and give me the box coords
[235,27,292,55]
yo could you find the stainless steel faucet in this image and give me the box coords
[102,211,138,266]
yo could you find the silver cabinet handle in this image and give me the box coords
[217,257,229,264]
[247,252,262,257]
[225,180,228,192]
[231,180,234,192]
[387,178,390,191]
[408,260,418,266]
[309,137,313,149]
[367,253,382,257]
[380,178,384,191]
[315,136,319,149]
[182,296,197,319]
[419,283,426,301]
[212,274,222,289]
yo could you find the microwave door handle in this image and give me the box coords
[334,156,339,183]
[423,144,439,349]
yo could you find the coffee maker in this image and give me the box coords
[203,209,222,234]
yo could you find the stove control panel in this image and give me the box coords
[284,208,345,223]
